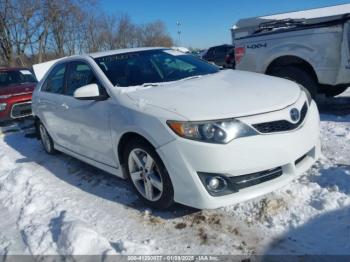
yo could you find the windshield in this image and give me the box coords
[0,70,37,87]
[94,49,220,87]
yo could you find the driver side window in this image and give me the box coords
[66,61,100,96]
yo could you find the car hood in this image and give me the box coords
[126,70,301,121]
[0,83,35,97]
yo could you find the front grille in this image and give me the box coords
[253,103,308,133]
[11,102,32,119]
[229,167,283,191]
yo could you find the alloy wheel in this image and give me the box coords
[39,124,52,152]
[128,148,163,202]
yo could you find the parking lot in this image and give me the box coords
[0,90,349,255]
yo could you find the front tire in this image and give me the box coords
[270,66,318,99]
[39,122,56,154]
[124,138,174,209]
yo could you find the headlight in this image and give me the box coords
[300,85,312,105]
[167,119,258,144]
[0,95,12,99]
[0,103,7,111]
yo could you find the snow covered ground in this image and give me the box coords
[0,90,349,256]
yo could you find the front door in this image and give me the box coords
[58,61,116,167]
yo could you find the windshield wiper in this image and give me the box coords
[140,76,202,87]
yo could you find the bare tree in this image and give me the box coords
[0,0,174,66]
[10,0,41,57]
[115,13,135,48]
[137,20,173,47]
[0,0,14,65]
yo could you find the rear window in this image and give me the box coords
[0,70,37,87]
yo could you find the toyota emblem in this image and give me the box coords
[290,108,300,122]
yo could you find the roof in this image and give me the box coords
[88,47,165,58]
[32,47,167,81]
[234,3,350,30]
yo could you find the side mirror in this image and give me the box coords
[73,84,108,101]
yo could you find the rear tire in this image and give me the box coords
[38,122,56,154]
[123,138,174,209]
[270,66,318,99]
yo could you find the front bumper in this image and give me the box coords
[0,94,32,121]
[157,101,320,209]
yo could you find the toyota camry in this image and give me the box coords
[32,47,320,209]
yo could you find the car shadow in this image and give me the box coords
[3,131,198,220]
[310,164,350,195]
[263,163,350,256]
[263,207,350,256]
[317,93,350,118]
[0,118,34,134]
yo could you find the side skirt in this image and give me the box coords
[54,144,127,179]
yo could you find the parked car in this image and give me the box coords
[202,44,234,68]
[0,68,37,122]
[32,47,320,209]
[232,4,350,98]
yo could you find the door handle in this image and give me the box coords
[60,103,69,110]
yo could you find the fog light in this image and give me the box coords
[206,176,227,192]
[198,172,236,196]
[208,177,220,190]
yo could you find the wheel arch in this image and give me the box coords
[117,132,157,166]
[265,55,318,83]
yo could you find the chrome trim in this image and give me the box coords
[252,102,308,134]
[10,101,32,119]
[235,168,283,185]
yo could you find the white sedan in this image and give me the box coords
[32,47,320,209]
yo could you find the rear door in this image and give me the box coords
[58,60,116,167]
[37,62,67,145]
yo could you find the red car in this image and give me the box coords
[0,68,37,122]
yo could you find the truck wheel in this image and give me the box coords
[270,66,318,99]
[322,85,348,97]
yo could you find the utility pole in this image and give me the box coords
[176,21,181,46]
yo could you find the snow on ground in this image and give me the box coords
[0,91,350,255]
